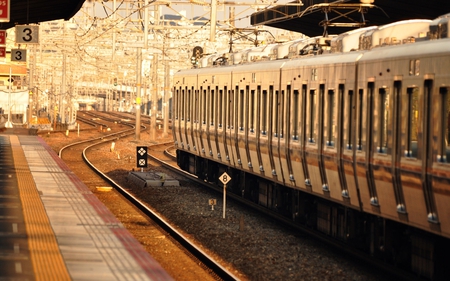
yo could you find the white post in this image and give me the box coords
[223,184,227,219]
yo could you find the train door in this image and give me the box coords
[301,84,312,190]
[431,85,450,237]
[321,84,345,201]
[236,85,249,171]
[185,87,195,153]
[369,82,404,220]
[287,85,307,190]
[317,84,329,194]
[270,85,286,184]
[208,85,219,161]
[400,79,440,230]
[304,83,323,194]
[338,83,361,208]
[199,86,208,158]
[354,82,377,214]
[216,87,227,163]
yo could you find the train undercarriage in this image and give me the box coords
[177,150,450,280]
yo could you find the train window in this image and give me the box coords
[250,89,255,133]
[195,89,199,123]
[181,88,186,121]
[202,88,206,124]
[239,88,244,131]
[346,89,354,149]
[292,89,299,140]
[406,87,419,158]
[187,88,192,122]
[357,89,364,150]
[308,89,317,143]
[229,88,234,129]
[174,89,179,120]
[210,88,215,126]
[280,89,285,138]
[218,89,223,128]
[326,89,336,147]
[439,87,450,162]
[311,68,318,81]
[262,89,268,135]
[274,90,279,137]
[377,88,390,153]
[409,59,420,76]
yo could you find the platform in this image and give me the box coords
[0,133,173,281]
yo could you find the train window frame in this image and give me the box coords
[181,88,186,121]
[357,88,365,151]
[377,87,390,154]
[187,88,192,122]
[261,89,268,135]
[229,88,234,130]
[438,87,450,163]
[326,88,336,147]
[308,88,317,143]
[405,87,419,158]
[195,89,199,123]
[292,88,299,141]
[250,88,255,133]
[218,89,223,128]
[346,89,354,150]
[239,87,245,131]
[210,87,215,126]
[201,87,206,125]
[280,89,285,138]
[274,89,279,137]
[174,89,179,120]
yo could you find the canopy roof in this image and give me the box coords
[0,0,85,30]
[251,0,450,36]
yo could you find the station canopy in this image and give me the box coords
[0,0,85,30]
[251,0,450,37]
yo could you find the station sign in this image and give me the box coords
[0,30,6,45]
[15,25,39,44]
[136,146,148,168]
[10,49,27,62]
[0,1,10,22]
[0,46,5,57]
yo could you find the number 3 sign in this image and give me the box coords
[15,25,39,44]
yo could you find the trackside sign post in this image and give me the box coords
[136,146,148,172]
[219,172,231,219]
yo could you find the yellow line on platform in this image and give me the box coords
[10,136,71,281]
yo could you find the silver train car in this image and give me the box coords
[173,14,450,280]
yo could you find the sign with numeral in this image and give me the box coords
[15,25,39,44]
[10,49,27,62]
[0,46,5,58]
[0,0,10,22]
[136,146,148,168]
[219,172,231,185]
[0,30,5,45]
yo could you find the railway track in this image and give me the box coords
[149,143,417,281]
[57,111,239,281]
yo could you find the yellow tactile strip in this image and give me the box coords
[10,135,71,281]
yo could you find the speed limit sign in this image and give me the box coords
[15,25,39,44]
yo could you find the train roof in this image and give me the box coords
[251,0,450,37]
[0,0,85,30]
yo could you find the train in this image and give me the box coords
[172,13,450,280]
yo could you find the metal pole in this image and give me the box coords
[210,0,217,42]
[136,47,142,140]
[223,184,227,219]
[5,67,12,128]
[163,61,170,138]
